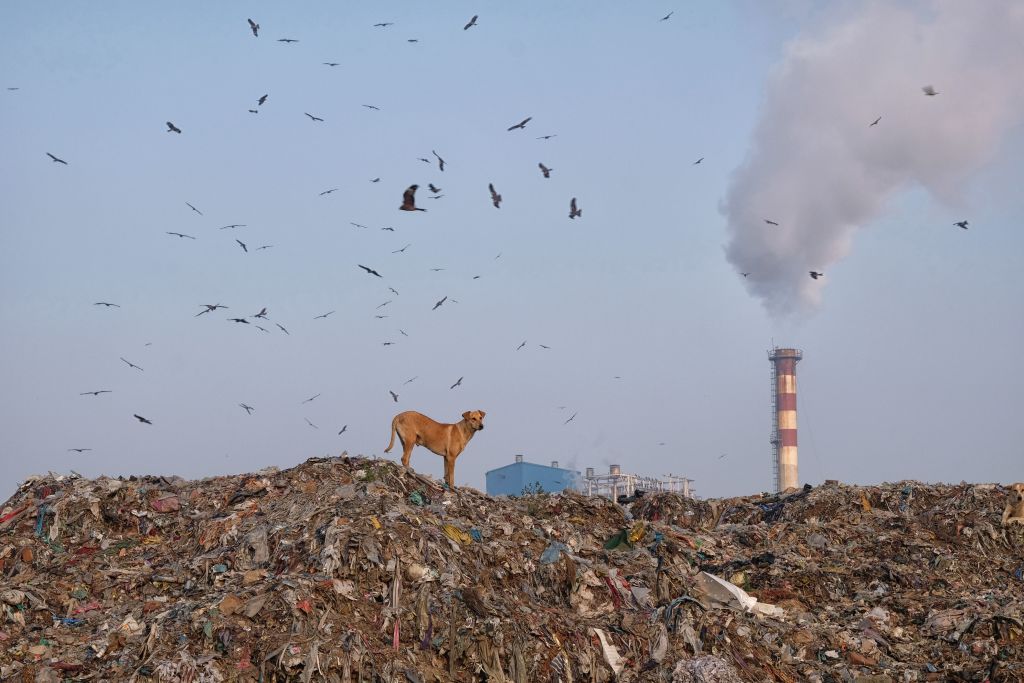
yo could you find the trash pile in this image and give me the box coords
[1,456,1022,682]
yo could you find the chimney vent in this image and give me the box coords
[551,461,559,469]
[609,464,621,476]
[514,454,523,463]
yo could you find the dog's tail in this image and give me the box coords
[384,415,397,453]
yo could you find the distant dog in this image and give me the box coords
[1002,483,1024,526]
[385,410,485,488]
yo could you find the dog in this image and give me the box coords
[385,410,485,488]
[1002,483,1024,526]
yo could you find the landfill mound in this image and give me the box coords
[1,457,1022,682]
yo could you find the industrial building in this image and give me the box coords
[484,455,582,496]
[583,465,694,501]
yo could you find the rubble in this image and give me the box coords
[1,457,1022,681]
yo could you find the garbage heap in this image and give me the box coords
[1,456,1022,682]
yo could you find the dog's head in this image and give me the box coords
[1009,483,1024,507]
[462,410,486,431]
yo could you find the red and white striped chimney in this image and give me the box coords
[769,348,803,492]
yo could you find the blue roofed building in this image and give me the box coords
[485,455,582,496]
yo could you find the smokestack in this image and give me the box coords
[514,454,523,463]
[769,348,803,492]
[551,461,559,469]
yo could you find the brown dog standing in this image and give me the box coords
[385,410,485,488]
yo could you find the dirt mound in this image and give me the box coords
[1,456,1021,681]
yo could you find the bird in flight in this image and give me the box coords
[407,39,419,43]
[428,183,442,194]
[374,22,394,28]
[166,232,196,239]
[954,220,969,230]
[539,163,553,178]
[277,38,299,43]
[516,340,526,350]
[489,183,502,208]
[464,15,478,30]
[450,376,463,390]
[403,375,417,384]
[133,414,153,425]
[302,393,321,404]
[564,412,577,425]
[358,264,383,277]
[389,287,400,296]
[229,317,249,324]
[809,271,824,280]
[80,390,112,396]
[220,224,245,230]
[236,239,248,253]
[429,268,445,272]
[120,357,144,371]
[255,244,273,251]
[382,341,395,345]
[362,104,381,111]
[305,113,324,122]
[569,197,582,219]
[400,185,426,211]
[764,219,779,226]
[239,403,255,414]
[392,244,411,254]
[660,11,674,21]
[376,300,392,309]
[433,296,447,310]
[389,390,399,402]
[196,304,228,316]
[350,222,369,229]
[94,301,120,308]
[314,311,335,319]
[370,177,380,183]
[338,425,347,435]
[418,157,431,164]
[324,62,340,67]
[741,272,750,278]
[869,116,881,127]
[166,121,182,134]
[276,323,289,334]
[922,85,939,96]
[248,18,260,37]
[539,344,551,349]
[694,157,704,164]
[249,109,258,114]
[304,417,318,429]
[507,117,532,131]
[432,150,446,172]
[68,448,92,453]
[319,188,339,196]
[46,152,68,165]
[257,94,268,106]
[253,307,268,318]
[185,202,202,215]
[536,134,556,140]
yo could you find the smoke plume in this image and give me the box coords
[724,1,1024,317]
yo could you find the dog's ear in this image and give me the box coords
[477,410,486,418]
[462,411,472,420]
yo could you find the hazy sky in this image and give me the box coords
[2,2,1022,500]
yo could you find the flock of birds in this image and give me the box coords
[17,14,974,461]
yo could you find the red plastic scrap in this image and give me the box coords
[0,504,29,523]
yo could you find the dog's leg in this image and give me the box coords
[444,455,455,488]
[401,434,415,468]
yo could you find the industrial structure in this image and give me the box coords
[583,465,694,501]
[769,347,803,493]
[485,455,582,496]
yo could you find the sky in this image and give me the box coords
[2,1,1022,500]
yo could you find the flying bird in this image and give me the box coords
[94,302,120,308]
[324,62,340,67]
[869,116,881,127]
[489,183,502,208]
[239,403,254,415]
[407,39,419,43]
[196,304,228,316]
[314,311,335,319]
[255,244,273,251]
[660,11,674,21]
[392,244,411,253]
[763,219,780,226]
[133,414,153,425]
[809,271,824,280]
[428,183,442,194]
[740,272,750,278]
[464,15,478,30]
[120,357,143,371]
[418,157,431,164]
[539,344,551,349]
[277,38,299,43]
[370,177,380,182]
[536,135,556,140]
[432,150,446,172]
[516,341,526,350]
[389,390,399,402]
[358,264,383,277]
[400,185,426,211]
[338,425,347,435]
[68,448,92,453]
[220,224,246,230]
[257,94,268,106]
[304,417,318,429]
[247,18,260,36]
[185,202,202,215]
[166,122,182,134]
[229,318,249,324]
[376,300,392,309]
[80,390,112,396]
[569,197,581,219]
[302,393,320,404]
[254,325,270,333]
[539,163,552,178]
[389,287,400,295]
[380,226,395,231]
[564,412,577,425]
[382,341,395,345]
[46,152,68,165]
[403,375,416,384]
[362,104,380,110]
[235,239,248,252]
[432,296,447,310]
[694,157,704,164]
[304,113,324,122]
[319,188,339,196]
[450,376,463,390]
[249,109,258,114]
[350,222,369,229]
[922,85,939,96]
[253,307,268,318]
[374,22,394,28]
[166,232,196,239]
[276,323,289,334]
[954,220,969,230]
[507,117,532,131]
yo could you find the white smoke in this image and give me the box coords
[724,1,1024,317]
